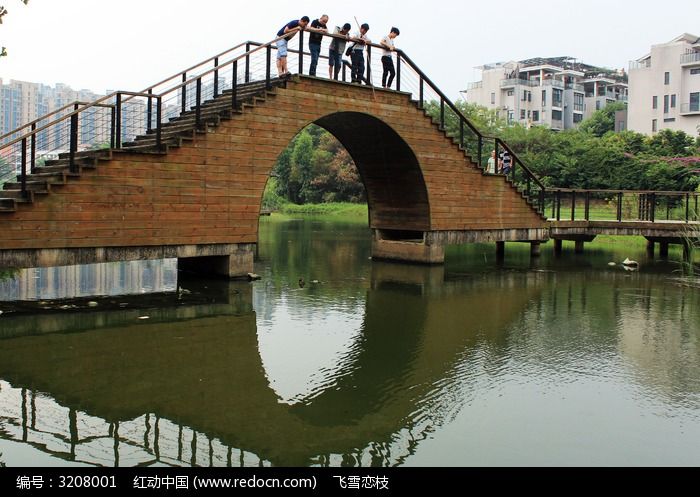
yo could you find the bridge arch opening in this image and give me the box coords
[262,112,431,234]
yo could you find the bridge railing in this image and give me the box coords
[546,189,700,224]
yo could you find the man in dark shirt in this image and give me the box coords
[308,15,329,77]
[276,16,310,77]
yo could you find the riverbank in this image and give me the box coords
[273,202,368,217]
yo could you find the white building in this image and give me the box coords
[628,33,700,136]
[463,57,628,131]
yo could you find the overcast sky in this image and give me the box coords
[0,0,698,99]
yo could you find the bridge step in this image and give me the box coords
[0,198,16,212]
[3,180,54,192]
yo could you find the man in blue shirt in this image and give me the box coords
[276,16,310,77]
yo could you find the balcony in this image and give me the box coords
[566,83,585,92]
[680,102,700,115]
[542,79,565,89]
[680,52,700,66]
[466,81,483,91]
[500,79,538,88]
[629,59,651,70]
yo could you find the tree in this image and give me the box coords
[0,1,30,58]
[578,101,627,137]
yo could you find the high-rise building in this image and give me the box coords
[628,33,700,136]
[0,79,108,147]
[462,57,628,131]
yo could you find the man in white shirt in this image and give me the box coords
[350,23,370,84]
[380,27,400,89]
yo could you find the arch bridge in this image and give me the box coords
[0,30,696,276]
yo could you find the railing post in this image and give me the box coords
[245,43,251,83]
[439,99,445,130]
[695,195,698,222]
[617,192,623,222]
[459,120,464,149]
[214,57,220,98]
[419,78,424,108]
[686,193,690,223]
[585,191,590,221]
[110,106,116,149]
[181,73,187,115]
[539,189,545,215]
[232,60,239,109]
[571,191,577,221]
[396,54,401,91]
[666,196,671,221]
[266,45,272,89]
[494,140,500,174]
[526,175,531,197]
[195,78,202,128]
[156,96,163,151]
[342,62,347,82]
[366,45,372,85]
[20,137,27,198]
[115,93,122,149]
[298,30,305,75]
[477,135,483,169]
[650,193,656,223]
[147,89,153,133]
[69,103,79,173]
[556,190,561,221]
[30,123,36,174]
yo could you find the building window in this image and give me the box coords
[520,109,526,120]
[596,100,601,110]
[664,118,676,122]
[491,92,496,104]
[618,121,626,131]
[574,93,584,112]
[552,109,563,120]
[552,89,563,107]
[532,110,540,121]
[671,94,676,108]
[507,90,514,96]
[663,95,669,113]
[573,113,583,123]
[664,72,670,85]
[541,90,547,106]
[691,68,700,75]
[507,110,514,124]
[652,96,658,109]
[690,92,699,112]
[652,119,658,132]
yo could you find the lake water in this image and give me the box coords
[0,215,698,467]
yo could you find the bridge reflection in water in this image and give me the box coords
[0,263,698,467]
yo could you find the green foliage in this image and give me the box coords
[578,101,626,137]
[272,125,365,206]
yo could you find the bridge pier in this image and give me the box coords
[178,244,255,279]
[659,241,669,259]
[530,242,542,257]
[646,240,655,258]
[371,230,445,265]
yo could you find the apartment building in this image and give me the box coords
[463,57,628,130]
[628,33,700,136]
[0,79,107,148]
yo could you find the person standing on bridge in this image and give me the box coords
[350,23,371,84]
[380,27,400,89]
[276,16,310,77]
[328,23,352,80]
[308,15,329,77]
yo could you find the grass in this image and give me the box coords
[277,202,368,217]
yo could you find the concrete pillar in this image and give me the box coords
[496,241,506,261]
[646,240,655,258]
[659,242,669,259]
[553,239,563,255]
[574,240,585,254]
[371,231,445,264]
[178,244,255,279]
[530,241,541,257]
